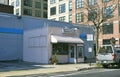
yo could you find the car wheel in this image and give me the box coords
[102,64,108,68]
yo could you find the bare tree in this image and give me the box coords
[84,0,119,54]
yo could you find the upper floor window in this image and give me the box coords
[59,0,63,1]
[24,0,32,7]
[88,9,97,21]
[69,1,72,11]
[76,0,84,9]
[35,10,41,17]
[50,7,56,15]
[50,0,56,4]
[76,12,84,22]
[23,8,32,16]
[16,0,19,7]
[11,2,14,6]
[88,0,97,6]
[35,2,41,9]
[59,4,66,13]
[43,12,47,18]
[103,6,113,19]
[69,14,72,23]
[16,8,19,15]
[102,0,111,3]
[43,3,47,10]
[51,18,56,21]
[103,39,111,45]
[119,4,120,16]
[102,22,113,34]
[59,16,66,22]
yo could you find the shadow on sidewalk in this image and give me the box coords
[0,60,54,72]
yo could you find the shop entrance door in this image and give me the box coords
[77,45,84,63]
[69,44,76,63]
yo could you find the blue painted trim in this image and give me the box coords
[80,34,87,39]
[0,27,23,34]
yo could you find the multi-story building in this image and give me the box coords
[8,0,47,18]
[48,0,120,46]
[0,4,13,14]
[0,0,9,5]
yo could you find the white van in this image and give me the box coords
[96,45,120,68]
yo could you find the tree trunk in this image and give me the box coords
[95,28,99,55]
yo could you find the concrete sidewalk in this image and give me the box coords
[0,62,97,76]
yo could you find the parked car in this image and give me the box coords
[96,44,120,68]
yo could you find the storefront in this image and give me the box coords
[51,35,84,63]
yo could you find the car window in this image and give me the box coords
[99,46,113,53]
[116,50,120,53]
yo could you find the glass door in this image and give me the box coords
[77,46,84,63]
[69,44,76,63]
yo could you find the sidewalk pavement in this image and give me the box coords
[0,62,97,77]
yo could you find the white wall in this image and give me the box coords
[23,27,49,64]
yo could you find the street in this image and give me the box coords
[14,68,120,77]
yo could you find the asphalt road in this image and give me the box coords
[14,68,120,77]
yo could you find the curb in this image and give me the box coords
[77,66,101,71]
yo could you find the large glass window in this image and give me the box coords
[102,22,113,34]
[24,0,32,7]
[119,4,120,16]
[35,10,41,17]
[50,7,56,15]
[43,12,47,18]
[76,12,84,22]
[43,3,47,10]
[103,39,111,45]
[59,4,66,13]
[16,8,19,15]
[76,0,84,9]
[88,9,97,21]
[119,21,120,33]
[52,43,69,55]
[69,14,72,23]
[69,1,72,11]
[88,0,97,6]
[16,0,19,6]
[103,6,113,19]
[59,16,66,22]
[102,0,111,3]
[23,8,32,16]
[50,0,56,4]
[35,2,41,9]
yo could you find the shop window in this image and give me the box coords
[52,43,69,55]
